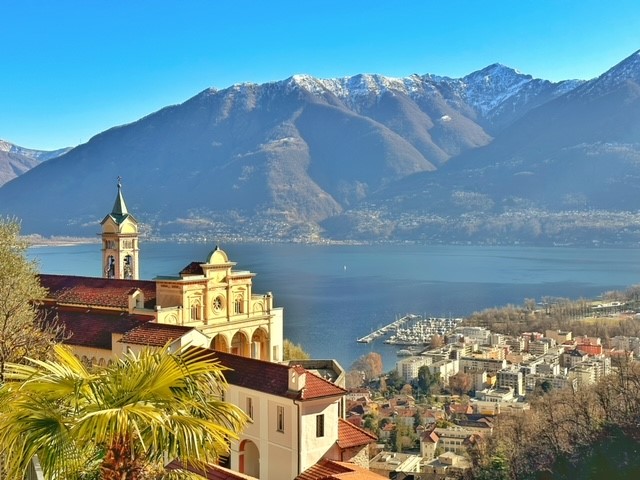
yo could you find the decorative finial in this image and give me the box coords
[117,176,122,189]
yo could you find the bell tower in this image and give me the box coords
[100,178,139,280]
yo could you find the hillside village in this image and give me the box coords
[344,320,639,479]
[6,179,637,480]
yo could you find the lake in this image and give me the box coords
[28,242,640,371]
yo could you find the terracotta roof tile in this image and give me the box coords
[337,418,377,449]
[120,323,195,347]
[40,274,157,309]
[421,430,439,443]
[296,459,387,480]
[196,350,345,401]
[166,460,257,480]
[301,368,347,400]
[180,262,204,276]
[43,306,152,350]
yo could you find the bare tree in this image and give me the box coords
[448,372,473,396]
[351,352,383,381]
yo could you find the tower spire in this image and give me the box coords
[111,176,129,216]
[101,177,139,280]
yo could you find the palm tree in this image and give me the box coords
[0,344,247,479]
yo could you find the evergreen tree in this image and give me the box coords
[0,217,63,382]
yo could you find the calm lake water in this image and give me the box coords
[28,242,640,371]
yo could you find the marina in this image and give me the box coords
[385,316,462,345]
[356,314,462,346]
[356,314,419,343]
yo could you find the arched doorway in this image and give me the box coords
[231,331,249,357]
[251,328,269,361]
[211,334,229,353]
[239,439,260,478]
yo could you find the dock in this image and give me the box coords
[356,314,419,343]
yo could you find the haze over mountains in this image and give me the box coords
[0,140,70,187]
[2,50,640,245]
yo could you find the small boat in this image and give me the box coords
[396,349,413,356]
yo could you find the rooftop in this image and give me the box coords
[207,350,346,401]
[119,322,195,347]
[337,418,377,449]
[43,306,152,350]
[296,459,388,480]
[40,274,156,309]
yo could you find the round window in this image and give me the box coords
[213,296,224,311]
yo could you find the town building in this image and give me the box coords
[575,335,603,356]
[397,355,431,382]
[213,350,377,478]
[421,451,472,480]
[459,357,506,374]
[34,181,381,480]
[41,181,283,365]
[561,348,589,369]
[610,336,640,356]
[545,329,573,345]
[432,426,477,455]
[456,326,491,344]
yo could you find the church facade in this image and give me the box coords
[41,181,283,365]
[36,181,381,480]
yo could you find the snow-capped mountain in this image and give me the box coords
[1,50,639,245]
[278,65,579,129]
[322,50,640,244]
[0,140,71,187]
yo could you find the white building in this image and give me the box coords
[456,327,491,344]
[426,358,459,384]
[215,350,377,479]
[497,368,524,396]
[396,356,431,383]
[460,357,506,374]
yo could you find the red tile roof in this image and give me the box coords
[421,430,439,444]
[337,418,377,449]
[180,262,205,276]
[43,307,153,350]
[166,460,257,480]
[296,459,387,480]
[40,274,157,309]
[119,322,195,347]
[197,350,346,401]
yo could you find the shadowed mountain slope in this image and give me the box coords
[0,58,594,241]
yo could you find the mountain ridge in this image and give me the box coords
[0,140,71,187]
[2,51,640,245]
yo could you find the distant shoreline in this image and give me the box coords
[24,236,99,248]
[21,234,640,249]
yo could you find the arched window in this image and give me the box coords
[105,255,115,278]
[123,255,134,279]
[234,296,244,314]
[190,299,202,321]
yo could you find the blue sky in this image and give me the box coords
[3,0,639,150]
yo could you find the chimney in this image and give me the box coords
[288,367,306,392]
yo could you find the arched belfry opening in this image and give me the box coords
[100,177,139,280]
